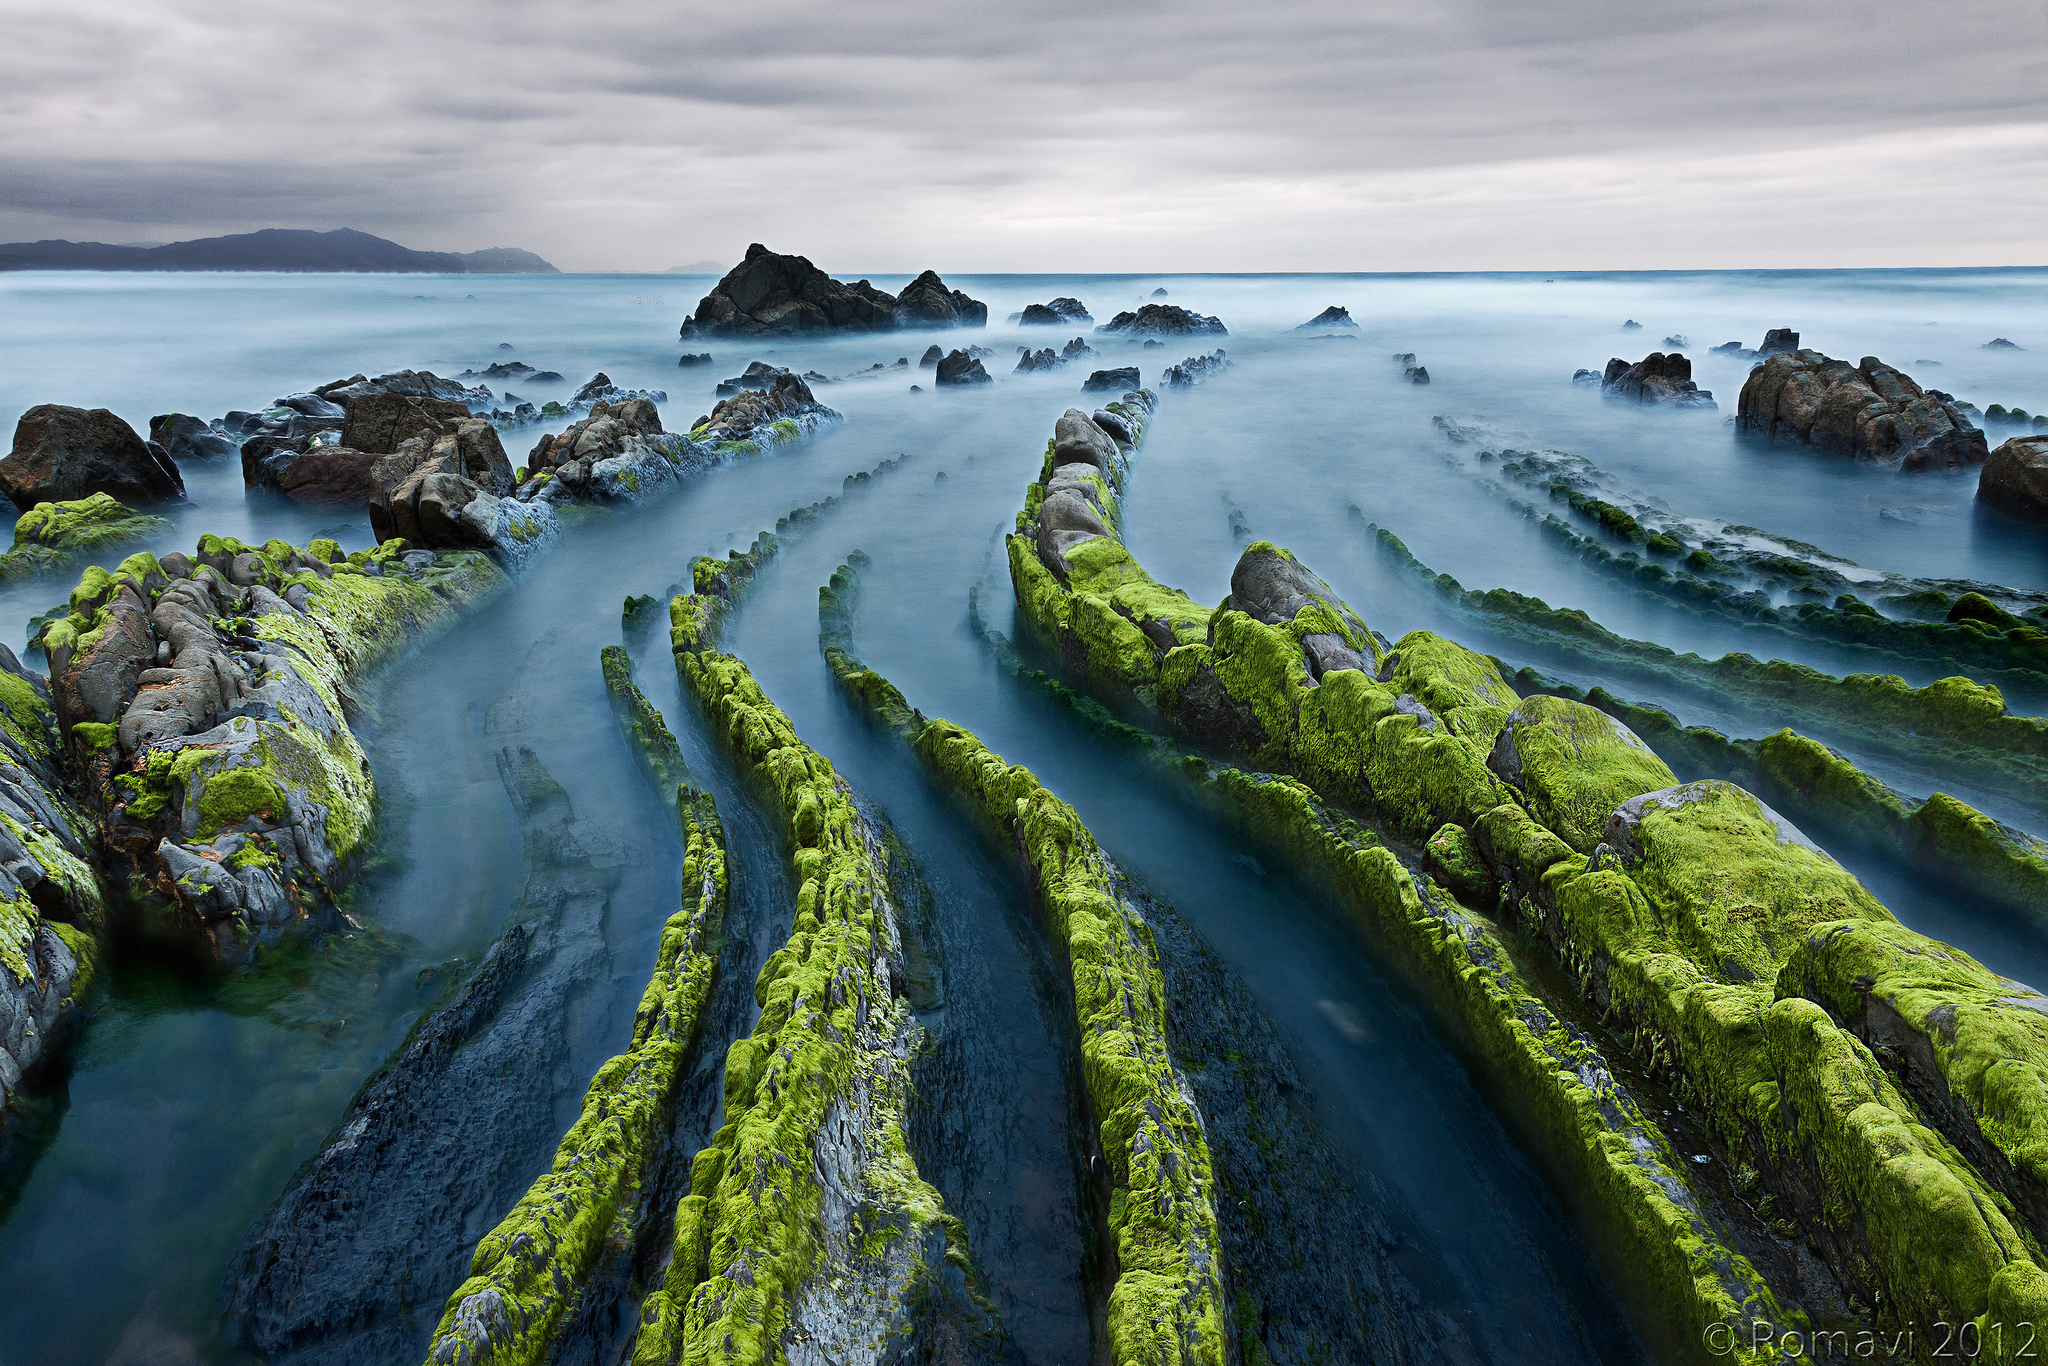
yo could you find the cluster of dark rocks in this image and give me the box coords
[1391,353,1430,385]
[1704,328,1799,363]
[1008,297,1093,326]
[1095,304,1227,338]
[1601,352,1715,408]
[1014,337,1096,373]
[935,351,992,385]
[1163,350,1229,388]
[1738,350,1986,470]
[678,245,986,339]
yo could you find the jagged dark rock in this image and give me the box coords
[1601,352,1715,408]
[935,350,993,386]
[1151,287,1169,297]
[1663,334,1690,348]
[1162,349,1229,388]
[919,344,943,367]
[1572,368,1600,386]
[677,243,896,338]
[1082,366,1141,392]
[1295,306,1358,331]
[148,413,235,463]
[677,352,712,367]
[1096,303,1226,338]
[1738,350,1987,469]
[1758,328,1800,357]
[339,392,472,455]
[1,405,185,509]
[891,270,987,329]
[1978,435,2048,521]
[1621,319,1643,330]
[244,441,380,506]
[1011,297,1092,326]
[714,360,785,396]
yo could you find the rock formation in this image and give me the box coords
[677,244,899,338]
[1758,328,1800,357]
[919,344,943,367]
[340,391,472,454]
[1295,306,1358,331]
[1978,435,2048,521]
[1096,303,1227,337]
[1,405,185,509]
[891,269,988,329]
[147,413,234,462]
[1082,366,1141,392]
[935,350,992,385]
[1163,349,1229,387]
[1738,350,1987,469]
[1011,297,1092,325]
[1601,352,1715,407]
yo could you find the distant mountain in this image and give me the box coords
[666,260,727,274]
[0,227,560,274]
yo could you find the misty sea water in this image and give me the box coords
[0,266,2042,1365]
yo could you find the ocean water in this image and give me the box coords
[0,266,2042,1365]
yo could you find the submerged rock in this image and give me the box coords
[891,269,988,329]
[1758,327,1800,357]
[1011,297,1092,325]
[1978,435,2048,521]
[935,350,992,385]
[676,352,712,367]
[678,243,897,338]
[1985,337,2023,350]
[1738,350,1986,468]
[1162,349,1229,388]
[1,405,185,509]
[919,343,943,367]
[1601,352,1715,407]
[147,413,235,463]
[1095,303,1227,337]
[1295,305,1358,331]
[713,359,785,396]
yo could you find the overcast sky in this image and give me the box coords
[3,0,2045,272]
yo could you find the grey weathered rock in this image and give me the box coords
[247,443,381,506]
[148,413,236,462]
[891,270,987,329]
[1,405,185,509]
[1602,352,1715,408]
[1096,304,1227,337]
[1052,408,1119,475]
[340,392,472,455]
[1012,297,1092,326]
[1082,366,1141,392]
[1978,435,2048,521]
[679,243,897,338]
[934,350,992,385]
[1758,328,1800,357]
[919,344,943,367]
[1738,350,1986,468]
[369,419,520,552]
[1228,542,1374,683]
[1163,350,1229,388]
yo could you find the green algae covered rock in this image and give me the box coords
[0,492,169,580]
[426,652,729,1366]
[1488,694,1676,853]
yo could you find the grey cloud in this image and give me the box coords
[2,0,2044,269]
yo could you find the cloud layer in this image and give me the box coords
[3,0,2045,270]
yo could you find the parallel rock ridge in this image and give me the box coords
[679,244,986,338]
[818,566,1230,1365]
[41,535,502,967]
[639,592,995,1363]
[1738,349,1988,470]
[1007,403,2048,1359]
[424,649,730,1366]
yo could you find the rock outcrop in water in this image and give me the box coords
[1600,351,1715,407]
[1010,297,1092,325]
[1081,366,1140,393]
[1738,349,1987,469]
[1295,305,1358,331]
[1095,303,1227,337]
[2,405,185,509]
[147,413,235,463]
[891,268,988,328]
[37,535,501,968]
[1162,348,1229,387]
[677,244,983,339]
[0,494,168,581]
[1979,435,2048,521]
[935,349,992,385]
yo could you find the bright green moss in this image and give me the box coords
[1490,694,1676,853]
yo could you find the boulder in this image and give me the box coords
[369,419,513,546]
[1052,409,1119,475]
[275,393,346,420]
[1977,435,2048,521]
[340,392,472,454]
[149,413,236,462]
[1013,298,1093,326]
[1758,328,1800,357]
[320,369,473,405]
[1601,352,1715,407]
[1082,367,1141,393]
[1091,409,1135,445]
[1486,695,1676,853]
[935,351,992,385]
[1295,306,1357,332]
[891,270,988,329]
[678,243,897,338]
[1095,304,1227,338]
[1738,350,1986,468]
[919,345,943,368]
[1,405,185,509]
[1227,542,1376,682]
[265,446,381,507]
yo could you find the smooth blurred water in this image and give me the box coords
[0,267,2043,1365]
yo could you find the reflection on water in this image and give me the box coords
[0,266,2041,1364]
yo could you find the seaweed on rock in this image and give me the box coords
[0,493,170,581]
[422,649,730,1366]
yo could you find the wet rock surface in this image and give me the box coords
[891,268,988,329]
[2,405,185,509]
[677,243,897,338]
[1979,434,2048,521]
[1739,349,1986,468]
